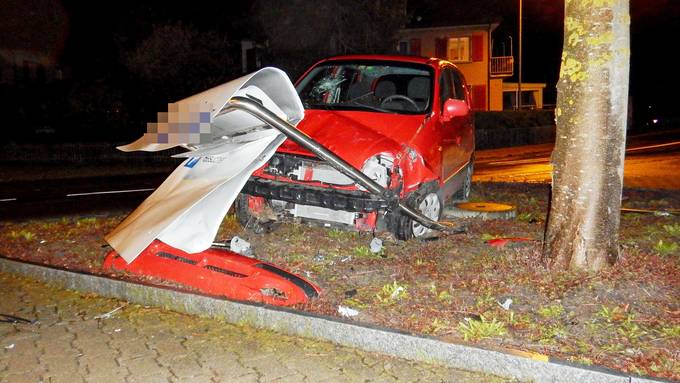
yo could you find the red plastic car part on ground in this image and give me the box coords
[486,237,535,248]
[103,240,320,306]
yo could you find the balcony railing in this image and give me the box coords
[490,56,514,77]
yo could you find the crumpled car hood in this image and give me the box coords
[277,110,426,168]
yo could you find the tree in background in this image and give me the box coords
[543,0,630,271]
[124,22,237,102]
[255,0,408,77]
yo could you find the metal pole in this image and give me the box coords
[218,96,463,234]
[518,0,523,110]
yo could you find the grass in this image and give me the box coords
[375,281,409,305]
[429,283,454,303]
[2,182,679,380]
[516,212,538,223]
[328,229,357,240]
[534,323,567,344]
[353,245,384,258]
[617,319,647,343]
[480,233,501,241]
[457,315,507,341]
[653,240,679,256]
[474,294,497,310]
[538,303,565,319]
[659,325,680,338]
[663,223,680,237]
[76,217,97,227]
[426,317,451,335]
[596,305,624,323]
[9,230,35,241]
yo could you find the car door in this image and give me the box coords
[439,66,472,182]
[451,68,474,163]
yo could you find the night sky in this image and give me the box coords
[3,0,679,140]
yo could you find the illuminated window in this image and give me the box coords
[448,37,470,62]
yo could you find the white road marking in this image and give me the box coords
[66,188,155,197]
[0,198,17,202]
[625,141,680,152]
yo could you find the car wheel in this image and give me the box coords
[235,193,280,234]
[454,160,474,201]
[391,188,442,240]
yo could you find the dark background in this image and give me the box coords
[0,0,677,144]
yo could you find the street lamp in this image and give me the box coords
[517,0,523,110]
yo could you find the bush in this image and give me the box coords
[475,110,555,131]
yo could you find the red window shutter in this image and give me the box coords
[471,35,484,62]
[409,38,421,56]
[471,85,486,110]
[435,38,447,58]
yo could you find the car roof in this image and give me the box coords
[319,54,447,67]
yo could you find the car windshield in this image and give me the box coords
[296,61,433,114]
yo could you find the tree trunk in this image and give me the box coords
[543,0,630,271]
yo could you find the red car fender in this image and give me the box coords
[395,145,438,197]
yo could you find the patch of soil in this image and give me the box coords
[1,182,678,380]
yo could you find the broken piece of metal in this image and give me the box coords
[220,96,463,234]
[620,207,678,216]
[103,240,320,306]
[0,313,34,325]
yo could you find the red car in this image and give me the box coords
[236,55,474,239]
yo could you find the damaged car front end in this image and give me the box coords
[234,55,474,239]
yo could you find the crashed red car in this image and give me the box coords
[236,55,474,239]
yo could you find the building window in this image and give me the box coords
[448,37,470,62]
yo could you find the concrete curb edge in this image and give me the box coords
[0,257,667,383]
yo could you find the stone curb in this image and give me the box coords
[0,257,670,383]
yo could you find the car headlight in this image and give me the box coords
[360,153,395,188]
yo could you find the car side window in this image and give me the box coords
[439,68,453,110]
[451,69,465,101]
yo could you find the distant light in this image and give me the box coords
[648,105,652,109]
[652,119,659,124]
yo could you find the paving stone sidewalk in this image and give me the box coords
[0,272,509,383]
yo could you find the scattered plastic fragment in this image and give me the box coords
[486,237,534,248]
[338,306,359,317]
[497,298,513,311]
[369,238,383,253]
[103,240,320,306]
[114,328,122,333]
[390,286,406,300]
[5,344,14,350]
[230,236,252,256]
[94,304,127,320]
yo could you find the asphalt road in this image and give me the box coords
[475,131,680,190]
[1,130,678,219]
[0,174,167,219]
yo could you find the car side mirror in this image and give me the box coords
[441,98,470,122]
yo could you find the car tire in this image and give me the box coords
[235,193,280,234]
[391,186,442,240]
[454,159,474,201]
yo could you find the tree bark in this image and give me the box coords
[543,0,630,271]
